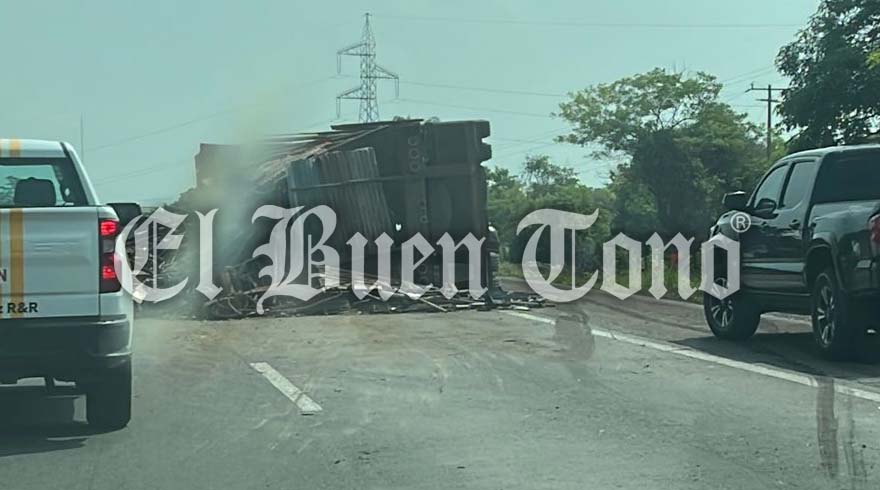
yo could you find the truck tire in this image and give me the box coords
[86,361,132,430]
[811,269,859,361]
[703,279,761,340]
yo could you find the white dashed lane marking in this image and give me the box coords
[504,311,880,404]
[250,362,322,414]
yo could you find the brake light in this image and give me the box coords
[101,264,117,280]
[99,218,121,293]
[871,215,880,246]
[100,219,118,238]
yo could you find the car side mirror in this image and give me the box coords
[109,202,142,228]
[753,197,778,216]
[723,191,749,212]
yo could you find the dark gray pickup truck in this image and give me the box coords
[705,145,880,360]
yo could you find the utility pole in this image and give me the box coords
[336,13,399,123]
[747,83,787,160]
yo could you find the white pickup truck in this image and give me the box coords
[0,139,140,430]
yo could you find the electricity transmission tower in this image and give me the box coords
[747,83,788,160]
[336,13,399,123]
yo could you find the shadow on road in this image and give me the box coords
[675,331,880,380]
[0,385,104,458]
[542,283,880,381]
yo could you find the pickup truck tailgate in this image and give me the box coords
[0,207,99,318]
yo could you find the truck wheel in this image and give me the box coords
[812,269,858,361]
[703,279,760,340]
[86,361,132,430]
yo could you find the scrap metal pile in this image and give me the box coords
[144,119,545,318]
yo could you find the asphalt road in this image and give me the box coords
[2,289,880,489]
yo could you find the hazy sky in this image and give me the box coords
[0,0,820,203]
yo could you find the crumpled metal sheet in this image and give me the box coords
[287,147,394,246]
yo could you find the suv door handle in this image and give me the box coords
[790,220,801,230]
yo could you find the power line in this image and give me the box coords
[720,65,778,85]
[85,110,235,153]
[86,77,332,153]
[396,98,552,118]
[393,79,564,98]
[374,14,802,29]
[356,66,779,105]
[490,127,570,147]
[92,158,192,185]
[400,66,775,99]
[719,65,786,107]
[92,113,356,187]
[16,65,785,160]
[126,194,187,205]
[722,90,751,104]
[492,135,563,146]
[494,141,561,160]
[338,66,780,122]
[357,66,776,101]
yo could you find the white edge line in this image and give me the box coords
[638,296,810,325]
[504,311,880,404]
[502,277,808,325]
[250,362,323,414]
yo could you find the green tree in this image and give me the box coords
[486,165,528,256]
[869,49,880,69]
[777,0,880,148]
[486,156,613,272]
[521,155,579,197]
[607,166,660,241]
[485,166,520,192]
[558,69,767,239]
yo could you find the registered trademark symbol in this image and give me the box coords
[731,212,752,233]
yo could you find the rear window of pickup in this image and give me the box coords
[0,157,88,207]
[813,152,880,204]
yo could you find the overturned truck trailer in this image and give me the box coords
[184,119,501,317]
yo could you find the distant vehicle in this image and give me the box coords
[705,145,880,360]
[0,139,140,429]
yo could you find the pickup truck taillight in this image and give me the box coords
[99,218,121,293]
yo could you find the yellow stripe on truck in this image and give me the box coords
[9,139,21,157]
[9,209,24,318]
